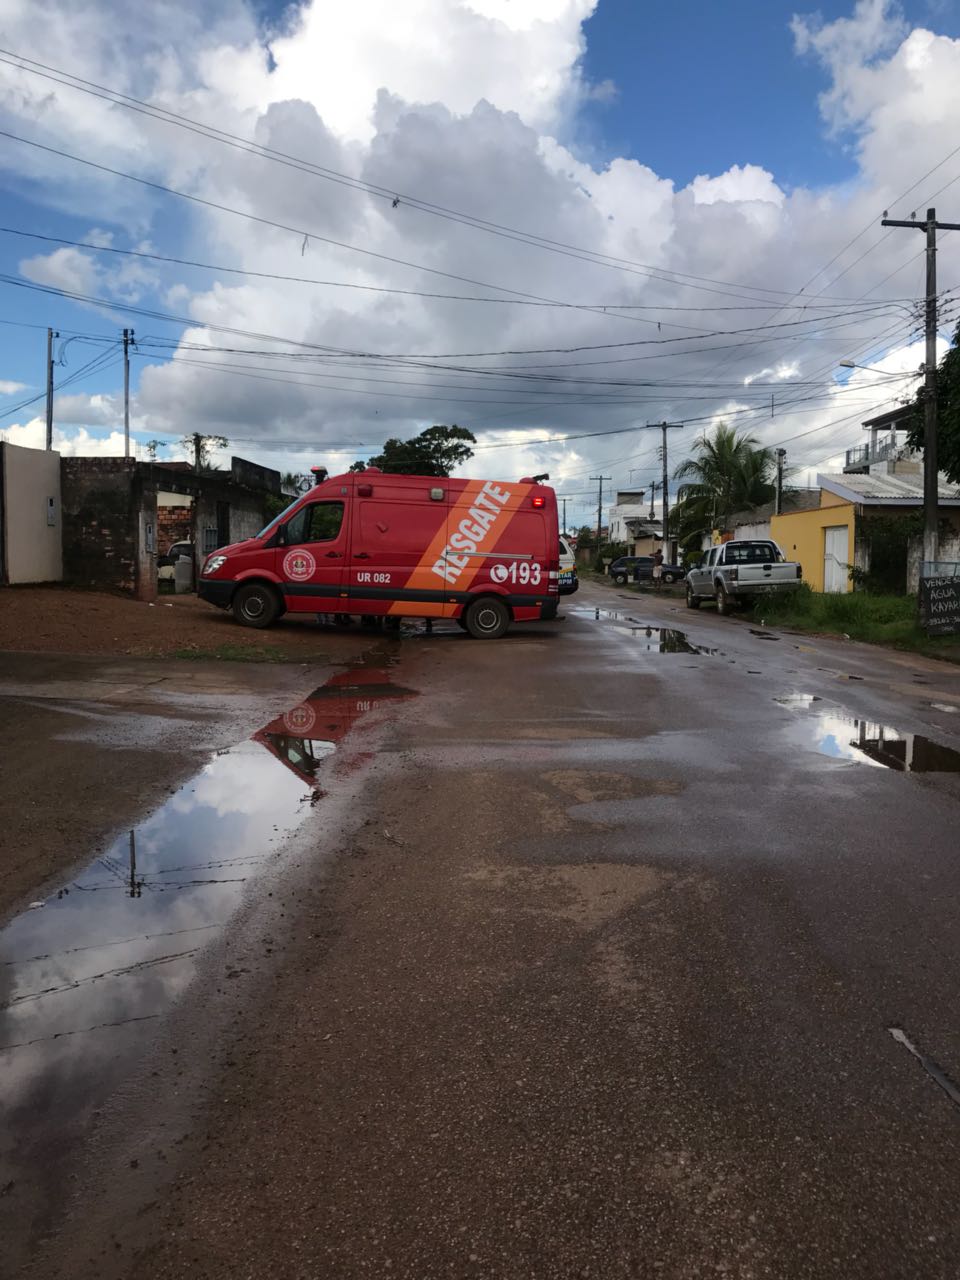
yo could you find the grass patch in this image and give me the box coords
[752,585,960,662]
[172,643,290,663]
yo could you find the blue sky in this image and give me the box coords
[577,0,960,188]
[1,0,958,502]
[3,0,882,433]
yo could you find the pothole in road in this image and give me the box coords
[0,662,416,1245]
[571,609,719,654]
[781,706,960,772]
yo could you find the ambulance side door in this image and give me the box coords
[349,485,449,615]
[278,497,350,612]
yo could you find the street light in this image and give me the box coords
[839,359,921,375]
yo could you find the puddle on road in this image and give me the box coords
[781,705,960,772]
[571,609,718,654]
[931,702,959,714]
[0,662,415,1240]
[774,694,822,708]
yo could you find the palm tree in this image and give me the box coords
[672,423,776,559]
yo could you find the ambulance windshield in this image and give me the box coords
[256,497,302,539]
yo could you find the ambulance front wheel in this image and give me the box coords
[233,582,281,629]
[463,596,510,639]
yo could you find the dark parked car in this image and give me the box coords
[608,555,682,586]
[608,556,642,586]
[633,555,684,585]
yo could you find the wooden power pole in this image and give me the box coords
[880,207,960,569]
[590,474,611,549]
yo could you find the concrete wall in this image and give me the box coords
[907,519,960,592]
[61,458,142,593]
[230,456,281,495]
[731,518,772,542]
[0,443,63,584]
[771,500,856,593]
[194,485,269,571]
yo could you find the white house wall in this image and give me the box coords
[0,442,62,584]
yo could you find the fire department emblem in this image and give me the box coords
[283,702,317,735]
[283,548,317,581]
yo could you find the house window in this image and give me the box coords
[203,526,219,554]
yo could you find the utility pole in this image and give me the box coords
[641,422,683,555]
[122,328,134,458]
[590,475,611,549]
[192,431,202,473]
[128,829,141,898]
[562,497,567,538]
[775,448,786,516]
[648,481,661,520]
[45,327,58,450]
[880,207,960,569]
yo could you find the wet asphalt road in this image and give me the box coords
[8,579,960,1278]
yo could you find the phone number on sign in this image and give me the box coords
[490,562,541,585]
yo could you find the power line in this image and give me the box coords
[0,127,697,332]
[0,226,908,315]
[0,269,907,382]
[0,342,119,420]
[0,46,920,309]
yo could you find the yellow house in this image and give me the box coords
[771,488,856,593]
[771,468,960,593]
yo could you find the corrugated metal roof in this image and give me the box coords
[819,471,960,503]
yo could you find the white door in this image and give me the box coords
[823,526,848,593]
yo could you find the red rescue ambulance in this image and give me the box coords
[198,467,560,638]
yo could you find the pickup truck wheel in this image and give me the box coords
[685,584,700,610]
[232,582,281,629]
[612,572,627,586]
[715,583,733,616]
[662,572,676,584]
[464,596,510,639]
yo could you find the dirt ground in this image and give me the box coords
[0,586,357,660]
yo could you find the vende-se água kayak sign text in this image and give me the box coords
[920,576,960,636]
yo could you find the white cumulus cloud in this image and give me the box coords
[0,0,958,518]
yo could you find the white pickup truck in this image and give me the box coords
[685,539,802,615]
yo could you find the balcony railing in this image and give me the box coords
[844,439,904,470]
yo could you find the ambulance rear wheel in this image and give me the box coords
[233,582,281,629]
[464,596,510,639]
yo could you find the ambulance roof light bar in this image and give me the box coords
[311,466,328,486]
[520,473,550,484]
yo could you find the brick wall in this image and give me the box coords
[157,503,192,551]
[61,458,141,592]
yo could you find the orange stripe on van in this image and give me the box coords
[387,481,536,614]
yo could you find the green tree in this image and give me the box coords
[671,423,776,559]
[351,424,476,476]
[181,432,228,472]
[905,321,960,483]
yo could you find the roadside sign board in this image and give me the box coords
[920,576,960,636]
